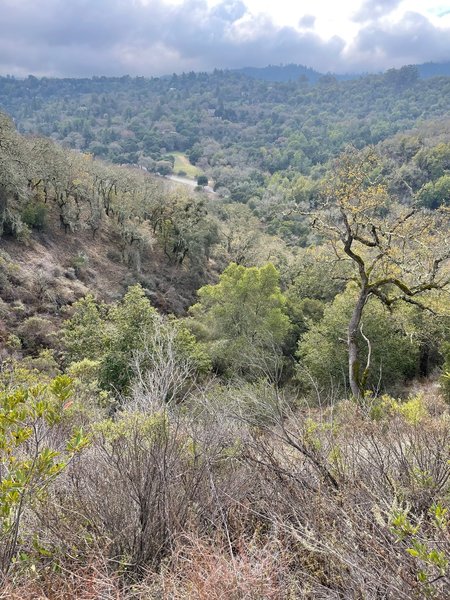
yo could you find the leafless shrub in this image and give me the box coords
[126,315,198,411]
[39,395,253,577]
[241,393,450,599]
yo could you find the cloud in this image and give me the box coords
[348,10,450,69]
[0,0,347,76]
[0,0,449,77]
[353,0,403,23]
[211,0,247,22]
[299,14,316,29]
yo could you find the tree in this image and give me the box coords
[417,175,450,209]
[157,193,218,268]
[216,204,265,266]
[63,285,210,397]
[0,112,28,238]
[298,288,421,395]
[303,148,450,399]
[189,263,291,379]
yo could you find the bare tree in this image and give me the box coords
[126,315,199,412]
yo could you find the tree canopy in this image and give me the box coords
[190,263,291,378]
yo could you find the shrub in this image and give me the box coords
[18,316,57,353]
[0,372,89,580]
[70,252,89,277]
[21,202,47,231]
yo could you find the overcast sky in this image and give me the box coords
[1,0,450,78]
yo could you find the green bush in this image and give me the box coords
[63,285,210,396]
[21,201,47,230]
[190,263,291,379]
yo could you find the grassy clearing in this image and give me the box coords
[170,152,201,179]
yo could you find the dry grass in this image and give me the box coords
[0,557,124,600]
[138,535,292,600]
[0,200,206,332]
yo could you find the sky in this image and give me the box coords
[0,0,450,78]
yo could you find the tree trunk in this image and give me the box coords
[348,288,368,399]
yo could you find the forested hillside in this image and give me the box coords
[1,66,450,598]
[1,66,450,175]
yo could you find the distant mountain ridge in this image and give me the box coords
[234,61,450,83]
[235,64,356,83]
[417,62,450,78]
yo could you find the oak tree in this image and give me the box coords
[304,148,450,399]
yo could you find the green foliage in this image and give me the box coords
[286,248,348,304]
[297,288,421,395]
[417,174,450,209]
[100,284,158,392]
[3,70,450,179]
[369,393,429,424]
[155,160,173,176]
[63,294,107,362]
[64,285,157,394]
[415,142,450,180]
[171,321,211,377]
[21,201,47,230]
[64,285,209,396]
[95,409,168,445]
[0,369,89,578]
[190,263,291,378]
[390,502,449,594]
[67,358,113,412]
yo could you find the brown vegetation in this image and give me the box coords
[2,382,450,599]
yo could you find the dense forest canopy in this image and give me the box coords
[1,64,450,598]
[2,66,450,176]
